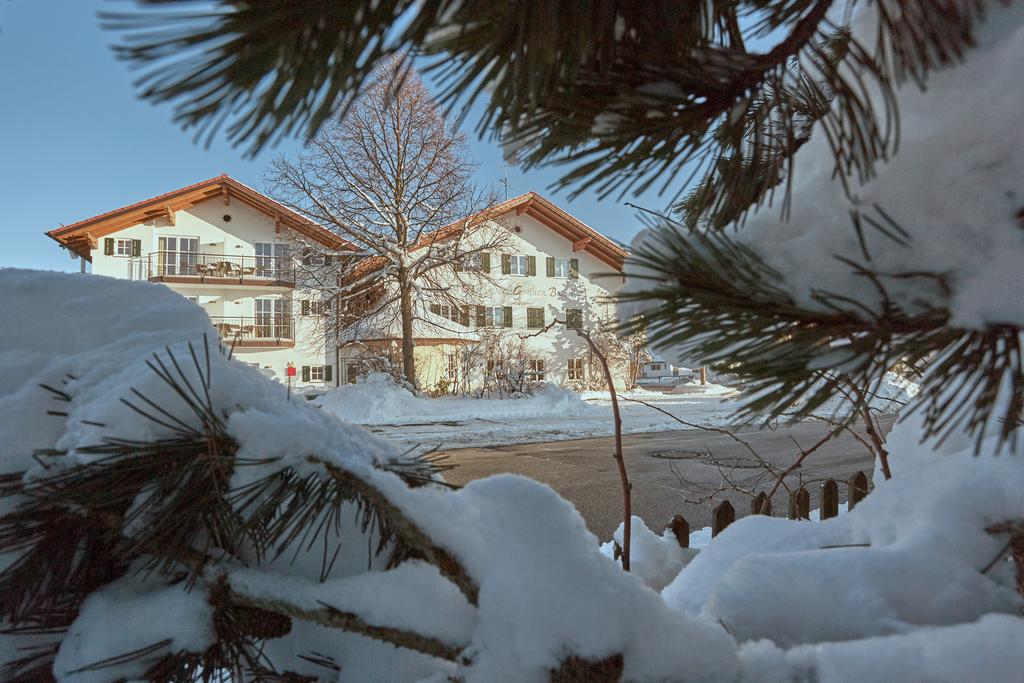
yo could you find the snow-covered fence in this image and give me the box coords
[669,470,872,547]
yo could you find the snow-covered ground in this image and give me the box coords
[314,373,914,451]
[315,376,741,450]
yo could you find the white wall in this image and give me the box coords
[86,199,337,388]
[410,213,629,387]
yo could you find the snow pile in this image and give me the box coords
[661,409,1024,662]
[369,472,741,682]
[670,380,739,397]
[0,270,402,679]
[315,373,601,425]
[599,516,698,591]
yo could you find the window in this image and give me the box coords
[565,308,583,330]
[554,257,571,278]
[477,305,511,328]
[446,354,459,380]
[568,358,584,381]
[106,238,141,258]
[184,296,199,305]
[430,303,469,326]
[302,365,333,383]
[510,254,529,275]
[157,236,199,275]
[503,254,536,276]
[527,359,545,382]
[255,243,288,278]
[302,300,331,316]
[458,252,491,272]
[526,307,546,329]
[546,256,580,278]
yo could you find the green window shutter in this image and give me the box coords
[301,300,310,316]
[324,365,333,382]
[325,255,333,265]
[570,258,580,279]
[132,239,142,257]
[527,255,537,276]
[453,258,464,273]
[480,252,491,271]
[430,304,441,316]
[546,257,555,277]
[104,238,114,255]
[501,254,511,274]
[503,306,513,328]
[476,305,486,327]
[460,306,470,327]
[301,366,310,382]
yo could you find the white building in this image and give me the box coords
[47,174,356,387]
[338,192,633,390]
[48,181,632,391]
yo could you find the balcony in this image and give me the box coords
[210,316,295,348]
[130,251,295,287]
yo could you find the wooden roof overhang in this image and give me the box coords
[47,174,355,260]
[413,192,629,271]
[509,194,628,271]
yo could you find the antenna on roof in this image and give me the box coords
[501,164,509,200]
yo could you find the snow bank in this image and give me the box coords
[315,373,601,425]
[738,614,1024,683]
[661,411,1024,649]
[670,381,739,397]
[599,516,699,591]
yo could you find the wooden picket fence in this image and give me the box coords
[668,470,870,548]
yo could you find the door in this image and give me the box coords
[255,242,288,278]
[158,236,199,276]
[255,298,292,339]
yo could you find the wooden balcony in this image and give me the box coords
[131,251,295,287]
[210,316,295,348]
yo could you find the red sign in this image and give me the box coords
[286,366,296,377]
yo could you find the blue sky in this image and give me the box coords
[0,1,679,272]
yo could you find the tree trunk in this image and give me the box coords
[700,366,707,385]
[399,274,417,387]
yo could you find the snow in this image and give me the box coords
[226,560,477,647]
[315,372,602,425]
[316,373,913,451]
[318,379,743,449]
[737,614,1024,683]
[367,471,741,682]
[599,516,698,591]
[52,572,214,683]
[660,411,1024,649]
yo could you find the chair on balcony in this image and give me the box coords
[215,322,238,337]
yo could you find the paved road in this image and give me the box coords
[438,417,895,540]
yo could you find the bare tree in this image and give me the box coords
[267,58,503,387]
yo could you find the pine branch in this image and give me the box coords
[624,225,1023,452]
[310,458,479,606]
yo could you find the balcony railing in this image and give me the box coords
[130,251,295,286]
[210,316,295,347]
